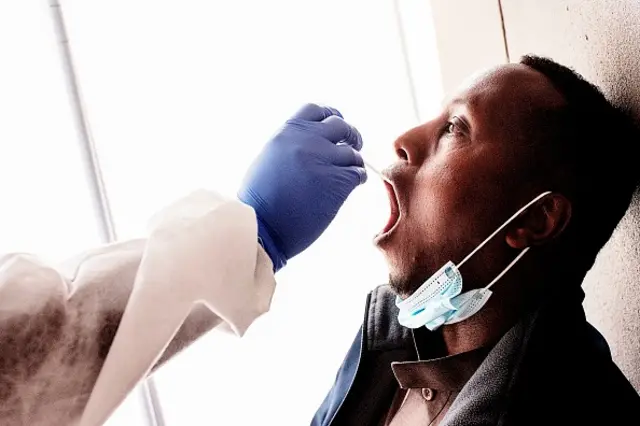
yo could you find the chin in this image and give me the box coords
[387,267,418,298]
[386,254,433,298]
[387,275,408,297]
[378,244,408,295]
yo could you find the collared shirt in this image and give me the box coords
[381,329,490,426]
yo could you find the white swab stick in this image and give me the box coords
[363,159,391,184]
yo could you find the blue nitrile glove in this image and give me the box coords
[238,103,367,271]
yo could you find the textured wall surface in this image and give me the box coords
[500,0,640,391]
[429,0,640,391]
[430,0,507,94]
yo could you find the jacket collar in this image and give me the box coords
[363,284,596,426]
[364,285,414,353]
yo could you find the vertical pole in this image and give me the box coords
[392,0,422,124]
[47,1,166,425]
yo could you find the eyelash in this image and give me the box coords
[443,117,461,135]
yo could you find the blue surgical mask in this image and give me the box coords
[396,191,552,331]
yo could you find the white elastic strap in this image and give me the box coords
[484,246,530,290]
[458,191,552,268]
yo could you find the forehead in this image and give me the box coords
[447,64,566,139]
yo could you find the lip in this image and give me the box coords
[375,180,401,242]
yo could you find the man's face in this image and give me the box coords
[375,64,565,297]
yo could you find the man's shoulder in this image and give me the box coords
[502,304,640,423]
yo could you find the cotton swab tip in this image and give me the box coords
[363,159,391,184]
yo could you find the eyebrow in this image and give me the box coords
[440,95,466,108]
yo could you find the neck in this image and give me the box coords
[438,271,543,355]
[415,255,585,356]
[438,296,519,355]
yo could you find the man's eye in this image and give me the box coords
[442,116,466,136]
[445,122,457,134]
[443,121,461,136]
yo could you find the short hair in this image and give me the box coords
[520,55,640,273]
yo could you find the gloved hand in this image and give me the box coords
[238,103,367,271]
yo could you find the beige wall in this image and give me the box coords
[431,0,640,390]
[429,0,507,94]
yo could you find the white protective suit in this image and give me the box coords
[0,190,275,426]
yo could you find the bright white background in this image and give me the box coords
[0,1,441,424]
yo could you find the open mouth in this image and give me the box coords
[380,181,401,236]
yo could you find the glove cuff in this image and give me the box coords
[256,216,287,272]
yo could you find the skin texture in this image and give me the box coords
[375,64,574,355]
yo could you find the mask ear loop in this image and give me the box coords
[483,246,529,290]
[456,191,553,286]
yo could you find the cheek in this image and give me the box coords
[409,157,502,251]
[388,149,524,285]
[431,150,512,208]
[411,162,470,230]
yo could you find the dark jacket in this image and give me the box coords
[311,285,640,425]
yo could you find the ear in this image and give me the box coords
[505,193,572,249]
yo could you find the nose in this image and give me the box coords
[392,125,428,165]
[393,137,409,162]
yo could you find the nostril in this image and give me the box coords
[396,147,409,161]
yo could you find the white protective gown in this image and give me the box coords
[0,190,275,426]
